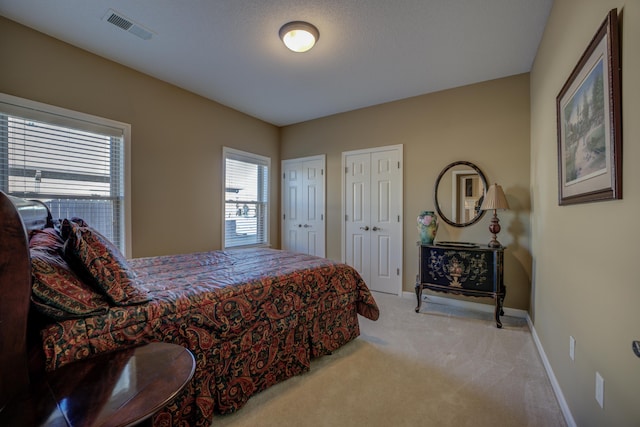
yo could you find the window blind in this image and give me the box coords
[0,96,126,252]
[223,147,270,249]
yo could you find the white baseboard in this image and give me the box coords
[526,314,577,427]
[401,291,528,319]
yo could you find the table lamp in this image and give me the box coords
[480,183,509,247]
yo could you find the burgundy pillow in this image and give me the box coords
[31,296,76,320]
[29,228,64,251]
[60,217,89,240]
[62,219,148,306]
[30,248,110,319]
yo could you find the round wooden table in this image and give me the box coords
[0,342,195,427]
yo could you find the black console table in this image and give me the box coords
[415,243,506,328]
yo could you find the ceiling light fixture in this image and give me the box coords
[279,21,319,53]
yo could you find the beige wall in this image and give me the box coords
[9,6,638,423]
[0,17,280,258]
[530,1,640,425]
[281,74,532,310]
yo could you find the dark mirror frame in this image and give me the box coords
[434,160,488,228]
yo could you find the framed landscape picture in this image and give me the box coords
[556,9,621,205]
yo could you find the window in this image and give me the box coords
[0,94,130,254]
[223,147,270,248]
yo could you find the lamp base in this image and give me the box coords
[487,237,502,248]
[487,211,502,248]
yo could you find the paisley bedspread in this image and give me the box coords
[38,248,379,426]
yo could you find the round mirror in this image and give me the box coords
[434,161,488,227]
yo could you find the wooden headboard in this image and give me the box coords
[0,191,52,411]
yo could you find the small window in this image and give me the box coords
[223,147,270,249]
[0,94,130,254]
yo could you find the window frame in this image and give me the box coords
[222,146,270,249]
[0,93,132,257]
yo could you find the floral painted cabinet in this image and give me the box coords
[415,243,506,328]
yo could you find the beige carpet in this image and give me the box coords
[212,293,566,427]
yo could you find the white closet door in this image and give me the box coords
[369,149,403,295]
[301,158,325,256]
[344,153,372,284]
[281,156,325,257]
[343,146,403,295]
[282,161,303,253]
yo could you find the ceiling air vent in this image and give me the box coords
[103,9,154,40]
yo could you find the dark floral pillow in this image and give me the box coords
[30,248,110,319]
[31,296,74,320]
[29,228,65,251]
[62,219,149,306]
[59,217,89,240]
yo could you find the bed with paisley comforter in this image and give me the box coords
[0,192,379,427]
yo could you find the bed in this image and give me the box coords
[0,191,379,426]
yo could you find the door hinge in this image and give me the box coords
[321,169,324,175]
[397,161,400,169]
[345,166,348,174]
[397,268,400,275]
[283,214,286,220]
[345,214,348,221]
[398,215,400,222]
[321,214,324,220]
[283,172,286,179]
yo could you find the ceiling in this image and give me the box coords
[0,0,553,126]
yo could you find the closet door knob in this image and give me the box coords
[359,226,370,231]
[372,226,381,231]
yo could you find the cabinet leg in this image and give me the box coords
[415,285,423,313]
[495,294,505,328]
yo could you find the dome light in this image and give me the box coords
[279,21,319,53]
